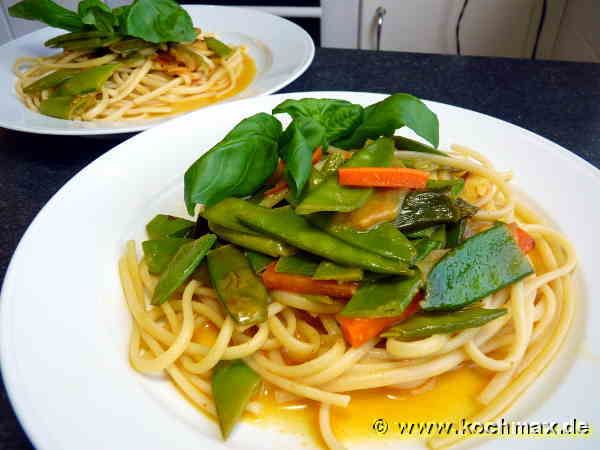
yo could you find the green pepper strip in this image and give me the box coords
[382,307,508,340]
[151,234,217,305]
[423,223,533,311]
[295,137,395,215]
[208,222,295,257]
[142,237,192,274]
[54,63,120,97]
[212,360,262,439]
[146,214,195,240]
[340,274,422,318]
[207,245,269,326]
[308,214,415,263]
[237,204,413,275]
[23,69,79,94]
[313,261,363,281]
[205,37,233,57]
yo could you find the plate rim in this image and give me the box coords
[1,91,599,450]
[0,4,315,136]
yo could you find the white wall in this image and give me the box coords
[551,0,600,62]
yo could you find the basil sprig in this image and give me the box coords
[184,94,440,214]
[9,0,197,43]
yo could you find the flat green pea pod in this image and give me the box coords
[54,63,120,97]
[146,214,195,239]
[308,214,415,263]
[237,204,413,275]
[58,36,122,50]
[23,69,79,94]
[207,245,269,325]
[426,178,465,198]
[44,31,116,47]
[394,191,477,231]
[212,359,262,439]
[413,225,447,263]
[142,238,191,274]
[245,251,274,274]
[205,37,233,57]
[340,274,422,317]
[204,198,261,235]
[313,261,363,281]
[423,223,533,311]
[38,95,95,119]
[109,38,156,56]
[295,137,395,215]
[446,218,467,248]
[393,135,448,156]
[152,234,217,305]
[275,254,318,276]
[382,307,508,340]
[208,222,295,257]
[307,152,346,190]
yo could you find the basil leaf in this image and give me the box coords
[122,0,196,44]
[78,0,116,33]
[184,113,282,213]
[112,5,131,32]
[279,117,327,199]
[334,93,439,150]
[8,0,86,32]
[273,98,363,142]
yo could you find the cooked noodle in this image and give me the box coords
[118,143,576,449]
[14,31,252,121]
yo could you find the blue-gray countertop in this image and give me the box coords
[1,47,599,449]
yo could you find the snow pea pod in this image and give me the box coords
[208,222,295,257]
[340,274,422,318]
[146,214,195,239]
[23,69,79,94]
[308,214,415,263]
[152,234,217,305]
[426,178,465,198]
[313,261,363,282]
[142,237,191,274]
[207,244,268,326]
[413,225,447,262]
[212,359,262,439]
[245,251,274,274]
[237,204,413,275]
[38,94,95,119]
[295,137,395,215]
[275,254,318,277]
[205,37,233,57]
[394,191,477,232]
[53,63,120,96]
[382,307,508,340]
[446,218,467,248]
[58,36,121,50]
[423,223,533,311]
[44,31,115,47]
[393,135,448,156]
[204,197,261,235]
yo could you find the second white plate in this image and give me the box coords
[0,4,314,135]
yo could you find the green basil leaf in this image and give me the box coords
[334,93,439,150]
[279,117,327,200]
[273,98,363,142]
[184,113,282,213]
[9,0,86,32]
[112,5,131,32]
[123,0,197,44]
[78,0,116,33]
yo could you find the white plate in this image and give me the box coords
[1,92,599,450]
[0,5,314,136]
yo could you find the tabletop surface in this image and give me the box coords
[1,47,600,449]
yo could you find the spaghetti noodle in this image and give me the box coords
[118,143,576,449]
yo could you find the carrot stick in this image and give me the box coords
[264,147,324,196]
[338,167,430,189]
[261,263,357,299]
[508,223,535,253]
[337,293,423,347]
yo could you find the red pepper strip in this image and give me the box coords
[508,223,535,253]
[338,167,430,189]
[264,147,324,195]
[261,262,358,299]
[337,293,423,347]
